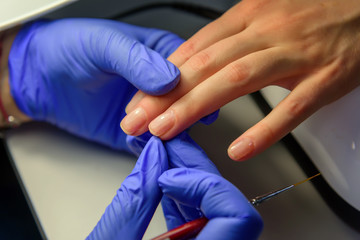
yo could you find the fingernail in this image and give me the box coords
[228,138,254,161]
[120,107,147,135]
[149,110,175,136]
[125,91,145,114]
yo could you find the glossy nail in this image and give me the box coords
[125,91,145,114]
[228,137,254,161]
[120,107,147,135]
[149,110,175,136]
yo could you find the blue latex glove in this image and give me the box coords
[158,169,263,240]
[159,132,263,239]
[89,133,262,239]
[8,18,183,152]
[126,131,154,157]
[87,136,168,240]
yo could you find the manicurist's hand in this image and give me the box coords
[121,0,360,160]
[87,136,168,240]
[7,18,183,152]
[159,132,263,239]
[89,133,263,240]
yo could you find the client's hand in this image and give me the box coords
[122,0,360,161]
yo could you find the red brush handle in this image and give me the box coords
[151,217,208,240]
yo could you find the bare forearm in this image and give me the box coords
[0,27,31,128]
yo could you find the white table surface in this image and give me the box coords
[6,122,166,240]
[0,0,73,31]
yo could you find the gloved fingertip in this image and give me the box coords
[136,59,180,95]
[157,170,173,188]
[164,132,220,175]
[126,131,153,156]
[158,168,186,189]
[141,135,161,150]
[138,136,169,172]
[248,212,264,235]
[128,44,180,96]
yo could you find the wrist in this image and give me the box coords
[0,27,31,128]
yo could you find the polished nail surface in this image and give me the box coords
[120,107,147,135]
[228,137,254,161]
[125,91,145,114]
[149,110,175,136]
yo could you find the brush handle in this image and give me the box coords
[150,217,208,240]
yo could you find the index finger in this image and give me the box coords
[164,132,220,175]
[167,2,247,67]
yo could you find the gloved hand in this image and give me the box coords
[8,18,183,152]
[87,136,168,240]
[160,132,263,239]
[88,133,262,239]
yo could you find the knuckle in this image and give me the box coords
[300,42,322,63]
[176,39,198,61]
[186,51,212,72]
[284,97,309,118]
[226,62,251,84]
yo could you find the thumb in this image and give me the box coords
[160,132,221,229]
[124,25,185,58]
[95,22,181,95]
[87,136,168,240]
[158,168,263,240]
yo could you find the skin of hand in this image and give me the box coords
[0,28,31,125]
[121,0,360,161]
[7,18,183,152]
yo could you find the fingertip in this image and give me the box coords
[125,132,153,156]
[144,135,162,149]
[131,52,180,95]
[139,135,168,172]
[157,171,168,188]
[158,168,188,189]
[154,60,180,95]
[250,211,264,235]
[120,107,148,136]
[148,109,176,137]
[227,137,255,161]
[151,132,175,141]
[227,148,250,161]
[164,132,220,174]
